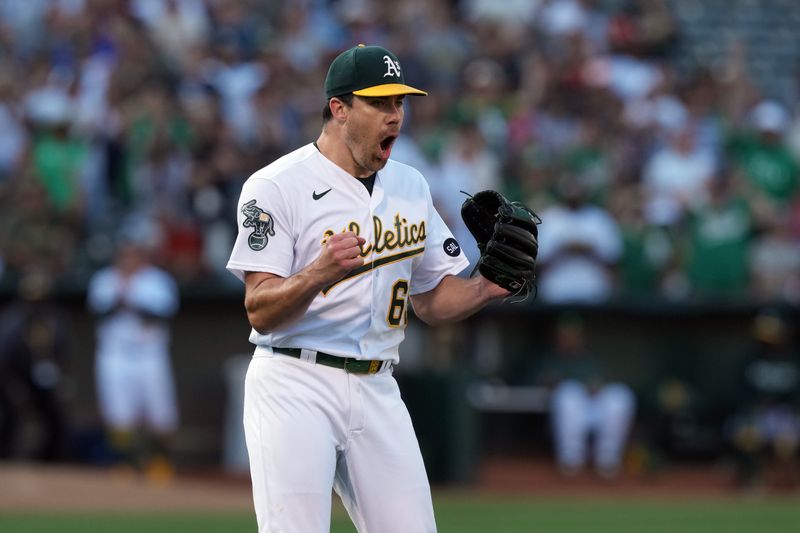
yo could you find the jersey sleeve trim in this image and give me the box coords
[225,262,292,282]
[408,256,469,295]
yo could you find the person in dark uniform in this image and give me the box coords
[726,308,800,489]
[0,269,72,461]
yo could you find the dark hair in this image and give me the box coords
[322,93,354,123]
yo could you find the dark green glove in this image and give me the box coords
[461,190,540,297]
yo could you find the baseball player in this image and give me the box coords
[87,235,180,481]
[226,44,528,533]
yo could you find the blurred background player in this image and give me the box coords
[86,232,180,482]
[725,308,800,490]
[530,312,636,479]
[0,268,72,461]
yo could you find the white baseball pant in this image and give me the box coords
[243,351,437,533]
[550,379,635,471]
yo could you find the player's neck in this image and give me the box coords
[315,129,372,179]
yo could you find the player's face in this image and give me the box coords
[342,95,404,177]
[116,244,148,276]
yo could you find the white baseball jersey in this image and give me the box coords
[87,264,180,431]
[227,143,469,363]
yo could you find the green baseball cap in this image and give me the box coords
[324,44,427,99]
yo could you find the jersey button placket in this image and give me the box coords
[360,197,379,357]
[370,177,386,351]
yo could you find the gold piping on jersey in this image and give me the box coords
[320,247,425,295]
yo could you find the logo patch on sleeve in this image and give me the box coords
[241,199,276,251]
[443,238,461,257]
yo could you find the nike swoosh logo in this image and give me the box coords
[313,188,332,200]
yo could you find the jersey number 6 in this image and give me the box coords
[387,279,409,327]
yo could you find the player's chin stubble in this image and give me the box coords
[345,130,386,176]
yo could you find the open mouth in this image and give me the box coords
[379,135,397,158]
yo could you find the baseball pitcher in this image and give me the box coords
[227,44,539,533]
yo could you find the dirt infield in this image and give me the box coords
[477,457,736,498]
[0,463,253,512]
[0,458,795,513]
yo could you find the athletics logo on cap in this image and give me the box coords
[324,44,427,99]
[383,55,401,78]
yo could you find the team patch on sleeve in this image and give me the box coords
[443,237,461,257]
[241,199,276,251]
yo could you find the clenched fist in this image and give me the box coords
[315,231,366,283]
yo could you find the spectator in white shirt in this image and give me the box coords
[537,176,623,303]
[642,125,716,226]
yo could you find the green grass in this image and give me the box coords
[2,496,799,532]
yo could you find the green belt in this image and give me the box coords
[273,348,387,375]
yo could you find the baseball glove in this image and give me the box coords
[461,190,541,298]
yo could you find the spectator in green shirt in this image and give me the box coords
[684,172,753,299]
[727,100,799,226]
[32,121,87,217]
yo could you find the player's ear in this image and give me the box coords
[329,96,350,122]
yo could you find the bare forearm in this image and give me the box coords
[244,268,327,332]
[410,275,507,326]
[244,232,366,333]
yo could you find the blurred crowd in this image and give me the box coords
[0,0,799,305]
